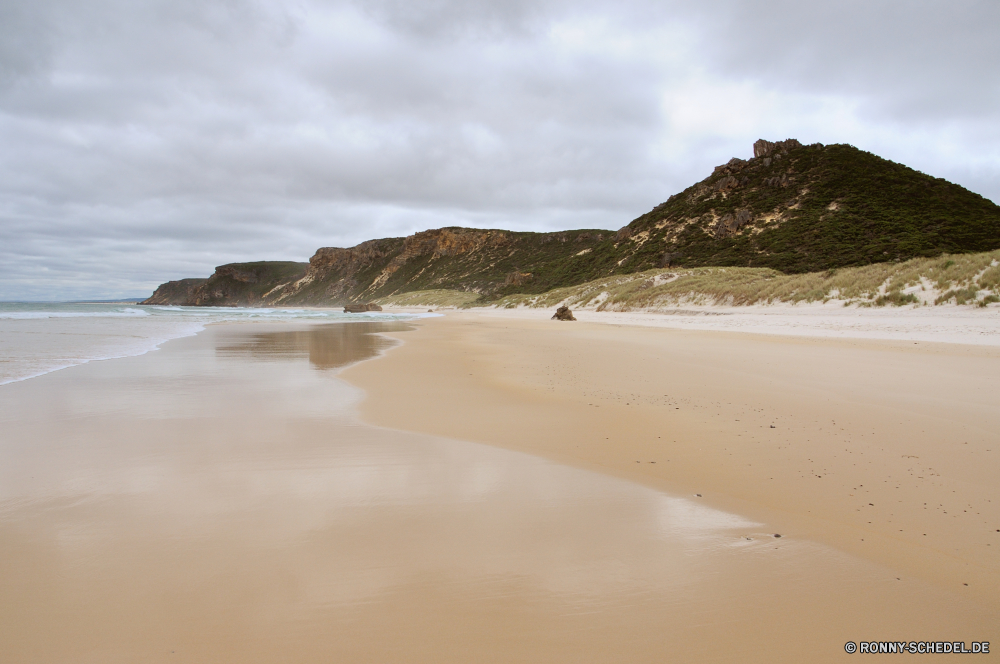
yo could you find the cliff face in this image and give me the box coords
[272,227,609,305]
[142,228,609,306]
[143,140,1000,306]
[142,262,308,306]
[141,278,207,305]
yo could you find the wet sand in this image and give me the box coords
[1,318,996,662]
[343,311,1000,647]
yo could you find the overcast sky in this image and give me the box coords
[2,0,998,300]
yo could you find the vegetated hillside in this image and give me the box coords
[142,228,609,306]
[492,249,1000,311]
[587,139,1000,276]
[142,139,1000,307]
[143,262,308,306]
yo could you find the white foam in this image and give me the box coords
[0,308,151,320]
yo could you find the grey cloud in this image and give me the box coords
[1,0,998,300]
[688,0,1000,122]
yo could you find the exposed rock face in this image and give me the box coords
[715,175,740,192]
[302,226,605,303]
[552,306,576,321]
[504,272,533,287]
[144,226,608,306]
[141,264,306,306]
[343,303,382,313]
[291,238,405,303]
[365,228,512,292]
[714,157,748,175]
[658,251,682,268]
[141,278,207,305]
[716,208,754,236]
[186,262,308,306]
[309,239,401,278]
[753,138,802,158]
[764,173,791,187]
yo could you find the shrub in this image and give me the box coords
[874,292,919,306]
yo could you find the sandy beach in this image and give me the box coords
[344,308,1000,642]
[1,310,997,662]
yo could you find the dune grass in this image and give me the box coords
[489,250,1000,311]
[376,289,481,308]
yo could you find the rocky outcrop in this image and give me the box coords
[551,306,576,321]
[504,272,533,287]
[364,228,512,292]
[716,208,754,236]
[141,278,207,305]
[764,173,791,187]
[308,239,402,279]
[714,176,741,192]
[753,138,802,158]
[714,157,748,175]
[141,263,306,306]
[343,303,382,313]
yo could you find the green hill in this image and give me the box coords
[589,139,1000,277]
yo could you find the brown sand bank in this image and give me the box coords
[344,311,1000,611]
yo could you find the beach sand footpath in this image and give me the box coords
[344,310,1000,617]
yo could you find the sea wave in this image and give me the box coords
[0,308,151,320]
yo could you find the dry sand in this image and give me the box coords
[344,309,1000,641]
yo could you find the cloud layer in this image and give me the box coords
[2,0,998,299]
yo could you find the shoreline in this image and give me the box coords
[0,303,428,387]
[342,308,1000,605]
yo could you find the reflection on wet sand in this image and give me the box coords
[215,321,414,370]
[0,322,993,663]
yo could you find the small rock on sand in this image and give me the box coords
[552,306,576,321]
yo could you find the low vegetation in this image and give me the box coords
[376,289,481,308]
[490,250,1000,311]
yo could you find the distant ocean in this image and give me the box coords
[0,303,416,385]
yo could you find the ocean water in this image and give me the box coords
[0,302,420,386]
